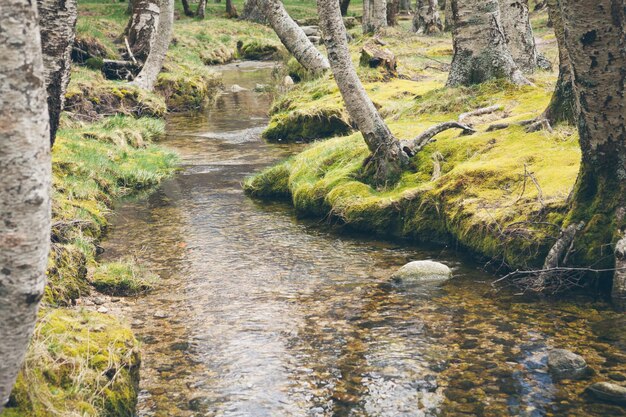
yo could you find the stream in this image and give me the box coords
[101,62,626,417]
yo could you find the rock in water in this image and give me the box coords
[587,382,626,405]
[391,260,452,282]
[547,349,589,380]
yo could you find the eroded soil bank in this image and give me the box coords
[97,62,626,417]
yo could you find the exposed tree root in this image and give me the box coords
[486,118,553,133]
[400,121,475,156]
[458,104,503,123]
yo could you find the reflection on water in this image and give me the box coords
[101,62,626,417]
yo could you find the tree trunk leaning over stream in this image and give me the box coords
[318,0,408,185]
[37,0,78,147]
[0,0,51,410]
[499,0,539,72]
[259,0,330,76]
[412,0,443,34]
[446,0,529,86]
[558,0,626,310]
[540,0,575,125]
[132,0,173,91]
[362,0,387,34]
[124,0,160,61]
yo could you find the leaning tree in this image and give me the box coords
[318,0,473,185]
[447,0,529,86]
[557,0,626,309]
[0,0,51,410]
[258,0,330,76]
[37,0,77,147]
[131,0,174,91]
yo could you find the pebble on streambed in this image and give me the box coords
[391,260,452,283]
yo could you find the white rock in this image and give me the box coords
[230,84,247,93]
[391,260,452,282]
[97,306,108,314]
[283,75,295,87]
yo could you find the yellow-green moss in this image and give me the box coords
[3,309,139,417]
[90,260,158,296]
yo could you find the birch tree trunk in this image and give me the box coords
[499,0,538,72]
[124,0,160,61]
[196,0,207,18]
[558,0,626,309]
[412,0,443,34]
[446,0,528,86]
[0,0,51,409]
[362,0,387,34]
[443,0,452,31]
[318,0,408,185]
[387,0,399,26]
[541,0,575,125]
[241,0,267,23]
[615,235,626,311]
[132,0,173,91]
[259,0,330,76]
[37,0,77,147]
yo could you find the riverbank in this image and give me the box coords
[0,0,291,415]
[245,12,590,276]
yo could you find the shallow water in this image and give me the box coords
[102,62,626,417]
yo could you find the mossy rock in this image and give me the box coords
[3,309,140,417]
[90,261,158,296]
[156,69,221,112]
[263,110,352,143]
[236,39,281,60]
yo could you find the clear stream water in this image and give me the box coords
[101,62,626,417]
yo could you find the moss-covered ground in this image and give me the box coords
[246,11,581,270]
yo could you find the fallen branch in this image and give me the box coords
[124,37,138,65]
[458,104,503,123]
[401,121,475,156]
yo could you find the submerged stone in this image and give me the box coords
[547,349,589,380]
[391,260,452,282]
[587,382,626,405]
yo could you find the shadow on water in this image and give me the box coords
[101,61,626,417]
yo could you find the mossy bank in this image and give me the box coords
[245,15,587,272]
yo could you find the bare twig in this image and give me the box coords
[124,37,138,65]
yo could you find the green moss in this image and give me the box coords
[2,309,139,417]
[90,260,158,296]
[236,39,283,60]
[156,64,221,111]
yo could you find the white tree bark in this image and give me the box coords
[131,0,174,91]
[241,0,267,23]
[37,0,77,147]
[614,234,626,311]
[412,0,443,34]
[0,0,51,409]
[124,0,160,62]
[558,0,626,309]
[362,0,387,33]
[446,0,529,86]
[260,0,330,76]
[499,0,538,72]
[196,0,207,18]
[318,0,408,185]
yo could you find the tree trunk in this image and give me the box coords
[0,0,51,410]
[499,0,538,72]
[259,0,330,76]
[387,0,399,25]
[614,235,626,310]
[124,0,160,62]
[558,0,626,308]
[132,0,173,90]
[241,0,267,23]
[446,0,528,86]
[443,0,452,31]
[181,0,194,16]
[196,0,206,18]
[540,0,575,125]
[37,0,78,147]
[127,0,135,14]
[362,0,387,34]
[226,0,238,17]
[412,0,443,34]
[318,0,408,185]
[340,0,350,15]
[399,0,411,12]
